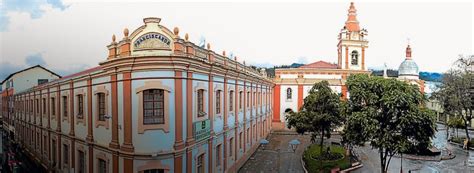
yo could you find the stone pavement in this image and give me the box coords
[238,132,311,173]
[353,124,473,173]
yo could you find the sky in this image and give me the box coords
[0,0,472,81]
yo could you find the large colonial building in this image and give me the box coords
[272,2,370,124]
[2,17,273,173]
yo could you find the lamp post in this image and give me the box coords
[289,139,301,153]
[288,139,301,172]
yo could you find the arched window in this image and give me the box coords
[286,88,292,100]
[143,89,165,124]
[351,50,358,65]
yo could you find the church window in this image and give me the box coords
[351,50,359,65]
[286,88,292,100]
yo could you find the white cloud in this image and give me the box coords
[0,1,472,78]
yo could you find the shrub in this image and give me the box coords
[303,145,351,173]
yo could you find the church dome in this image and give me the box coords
[398,59,419,76]
[398,44,419,77]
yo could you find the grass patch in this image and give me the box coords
[303,145,351,173]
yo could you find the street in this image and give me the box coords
[1,128,45,173]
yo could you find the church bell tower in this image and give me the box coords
[337,2,369,70]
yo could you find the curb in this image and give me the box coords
[301,154,309,173]
[340,162,363,173]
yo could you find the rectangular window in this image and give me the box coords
[43,136,47,155]
[239,91,242,109]
[36,99,39,113]
[197,89,204,116]
[197,154,204,173]
[78,150,85,173]
[77,95,84,119]
[63,144,69,165]
[143,89,165,124]
[38,79,48,85]
[229,138,234,157]
[62,96,68,117]
[144,170,164,173]
[254,125,257,140]
[246,128,249,145]
[51,98,55,116]
[239,132,243,149]
[229,91,233,111]
[37,132,40,149]
[42,98,46,114]
[216,144,221,166]
[253,92,256,106]
[98,158,107,173]
[98,93,105,121]
[52,139,56,164]
[216,90,221,114]
[247,92,250,107]
[30,100,33,113]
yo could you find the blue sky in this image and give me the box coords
[0,1,472,81]
[0,0,67,31]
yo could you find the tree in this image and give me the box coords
[433,55,473,148]
[342,74,436,173]
[286,81,343,155]
[447,116,465,138]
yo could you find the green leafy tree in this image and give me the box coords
[447,116,465,138]
[342,74,436,173]
[286,81,343,154]
[433,55,473,147]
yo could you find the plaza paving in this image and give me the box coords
[351,123,473,173]
[240,123,474,173]
[238,132,311,173]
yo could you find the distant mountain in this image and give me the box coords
[371,70,443,82]
[259,62,443,82]
[419,72,443,82]
[289,63,304,68]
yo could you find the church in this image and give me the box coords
[272,2,425,126]
[272,2,370,124]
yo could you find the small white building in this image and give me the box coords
[1,65,60,137]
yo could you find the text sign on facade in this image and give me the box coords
[193,119,211,142]
[134,32,171,50]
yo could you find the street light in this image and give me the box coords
[259,139,269,150]
[289,139,301,152]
